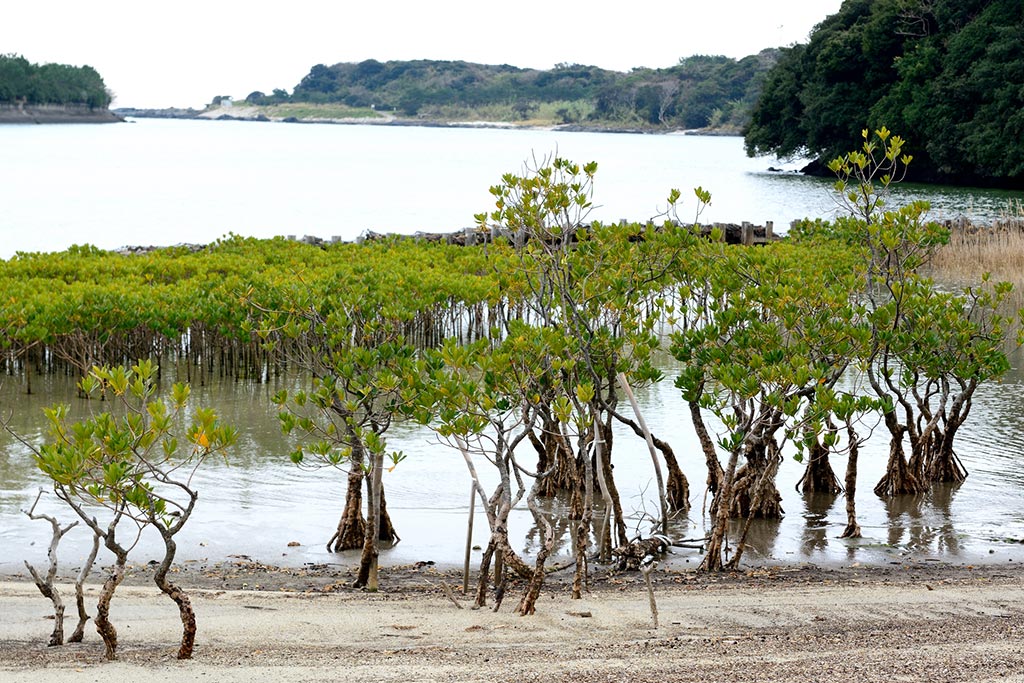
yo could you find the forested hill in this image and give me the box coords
[744,0,1024,188]
[246,53,780,131]
[0,54,112,109]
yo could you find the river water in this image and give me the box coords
[2,119,1024,574]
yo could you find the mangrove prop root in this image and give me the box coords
[874,440,928,497]
[796,441,843,495]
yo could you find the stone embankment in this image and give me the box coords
[941,216,1024,233]
[113,107,201,120]
[288,220,778,249]
[377,220,778,248]
[0,103,122,124]
[115,222,778,256]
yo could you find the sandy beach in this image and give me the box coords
[1,562,1022,682]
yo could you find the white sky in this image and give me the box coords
[3,1,844,109]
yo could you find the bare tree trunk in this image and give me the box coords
[95,549,127,661]
[597,418,628,551]
[474,540,496,608]
[840,424,862,539]
[454,439,502,608]
[727,441,782,569]
[517,538,550,615]
[24,560,64,646]
[517,477,555,615]
[593,420,614,562]
[572,429,592,599]
[69,591,88,644]
[69,531,101,643]
[475,502,533,605]
[689,399,724,503]
[22,493,75,647]
[329,454,366,552]
[153,531,197,659]
[616,373,671,530]
[355,449,385,589]
[701,445,742,572]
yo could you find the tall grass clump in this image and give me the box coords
[928,201,1024,312]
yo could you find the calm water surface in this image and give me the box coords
[2,353,1023,574]
[1,118,1022,258]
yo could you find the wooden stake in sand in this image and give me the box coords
[463,482,476,594]
[640,558,659,629]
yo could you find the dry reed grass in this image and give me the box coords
[927,201,1024,312]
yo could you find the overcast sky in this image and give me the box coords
[4,1,844,109]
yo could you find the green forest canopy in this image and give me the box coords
[744,0,1024,188]
[0,54,112,108]
[248,53,780,130]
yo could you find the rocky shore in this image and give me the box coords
[114,104,737,137]
[0,103,122,124]
[113,106,201,120]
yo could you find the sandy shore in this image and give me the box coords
[2,562,1023,681]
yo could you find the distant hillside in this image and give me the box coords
[242,54,780,132]
[0,54,112,109]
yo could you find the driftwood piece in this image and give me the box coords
[611,535,670,572]
[425,579,464,610]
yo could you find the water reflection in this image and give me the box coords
[883,484,962,556]
[522,497,576,558]
[3,355,1024,572]
[800,492,839,554]
[728,518,781,563]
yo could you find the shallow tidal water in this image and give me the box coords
[2,353,1023,576]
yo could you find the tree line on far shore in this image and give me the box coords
[0,54,112,109]
[244,53,779,131]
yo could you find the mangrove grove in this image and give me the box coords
[2,131,1020,645]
